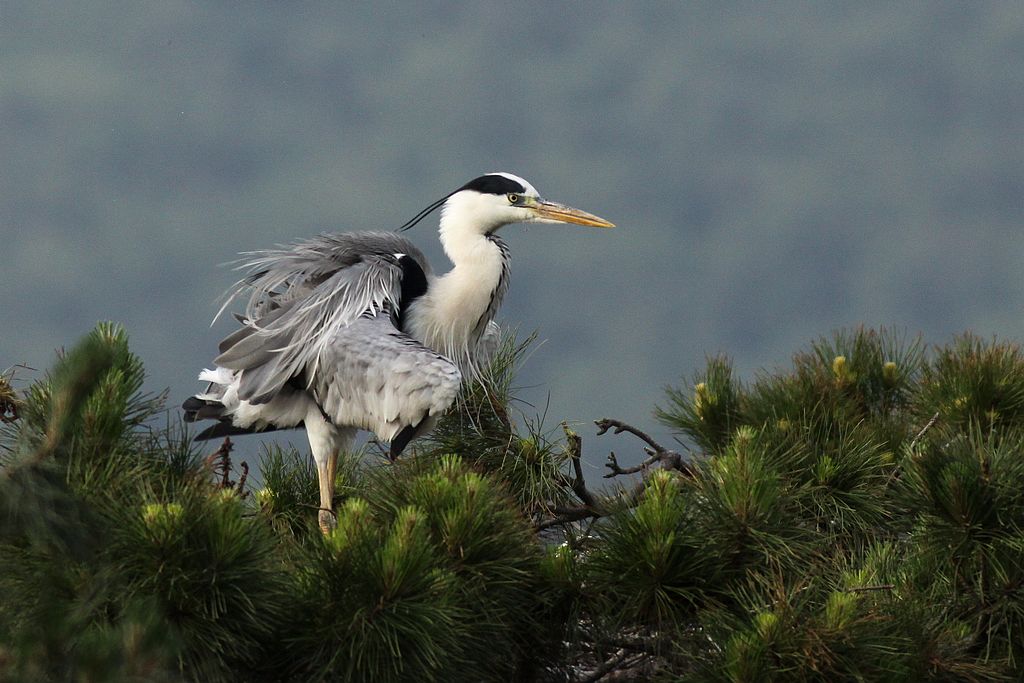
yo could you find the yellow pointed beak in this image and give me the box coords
[531,199,615,228]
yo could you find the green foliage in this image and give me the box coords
[899,428,1024,671]
[587,470,717,631]
[0,324,565,682]
[658,356,743,453]
[917,333,1024,432]
[660,328,923,459]
[293,456,544,681]
[292,498,464,682]
[635,328,1024,679]
[423,332,575,516]
[111,491,291,680]
[257,444,332,538]
[5,324,1024,680]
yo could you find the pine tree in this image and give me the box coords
[2,324,1024,681]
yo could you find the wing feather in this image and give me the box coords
[310,316,462,442]
[214,232,431,403]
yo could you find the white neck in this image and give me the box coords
[404,200,508,374]
[437,191,504,265]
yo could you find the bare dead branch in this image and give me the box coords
[538,424,605,531]
[204,437,249,498]
[604,450,659,478]
[536,507,601,531]
[236,461,249,495]
[595,418,691,480]
[594,418,666,452]
[538,419,697,532]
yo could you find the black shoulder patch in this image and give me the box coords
[396,255,429,332]
[458,174,526,196]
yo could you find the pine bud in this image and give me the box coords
[832,355,850,384]
[518,437,539,464]
[328,497,371,552]
[693,382,714,419]
[882,361,898,386]
[824,591,858,630]
[544,544,575,583]
[141,502,184,532]
[733,425,756,449]
[643,468,679,504]
[215,488,238,505]
[815,455,838,484]
[461,472,484,498]
[754,610,779,636]
[254,487,273,508]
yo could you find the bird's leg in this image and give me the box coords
[305,408,342,534]
[316,451,338,534]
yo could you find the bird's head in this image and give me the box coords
[398,172,614,238]
[442,172,615,235]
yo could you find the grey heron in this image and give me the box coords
[183,172,614,531]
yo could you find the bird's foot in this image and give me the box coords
[318,508,337,535]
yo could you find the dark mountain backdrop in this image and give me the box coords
[4,2,1023,468]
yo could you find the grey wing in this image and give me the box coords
[213,232,430,404]
[309,315,462,442]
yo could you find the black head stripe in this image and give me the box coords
[458,174,526,196]
[397,174,527,233]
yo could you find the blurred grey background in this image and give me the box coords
[3,3,1023,472]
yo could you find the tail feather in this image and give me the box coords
[182,396,226,422]
[183,364,308,442]
[194,419,299,441]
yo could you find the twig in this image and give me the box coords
[236,461,249,495]
[909,412,940,450]
[575,651,649,683]
[846,584,895,593]
[537,419,697,532]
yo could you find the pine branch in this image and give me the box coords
[536,506,601,531]
[594,418,664,452]
[604,450,659,477]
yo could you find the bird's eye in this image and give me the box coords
[507,193,520,205]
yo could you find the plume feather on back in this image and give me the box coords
[214,232,430,403]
